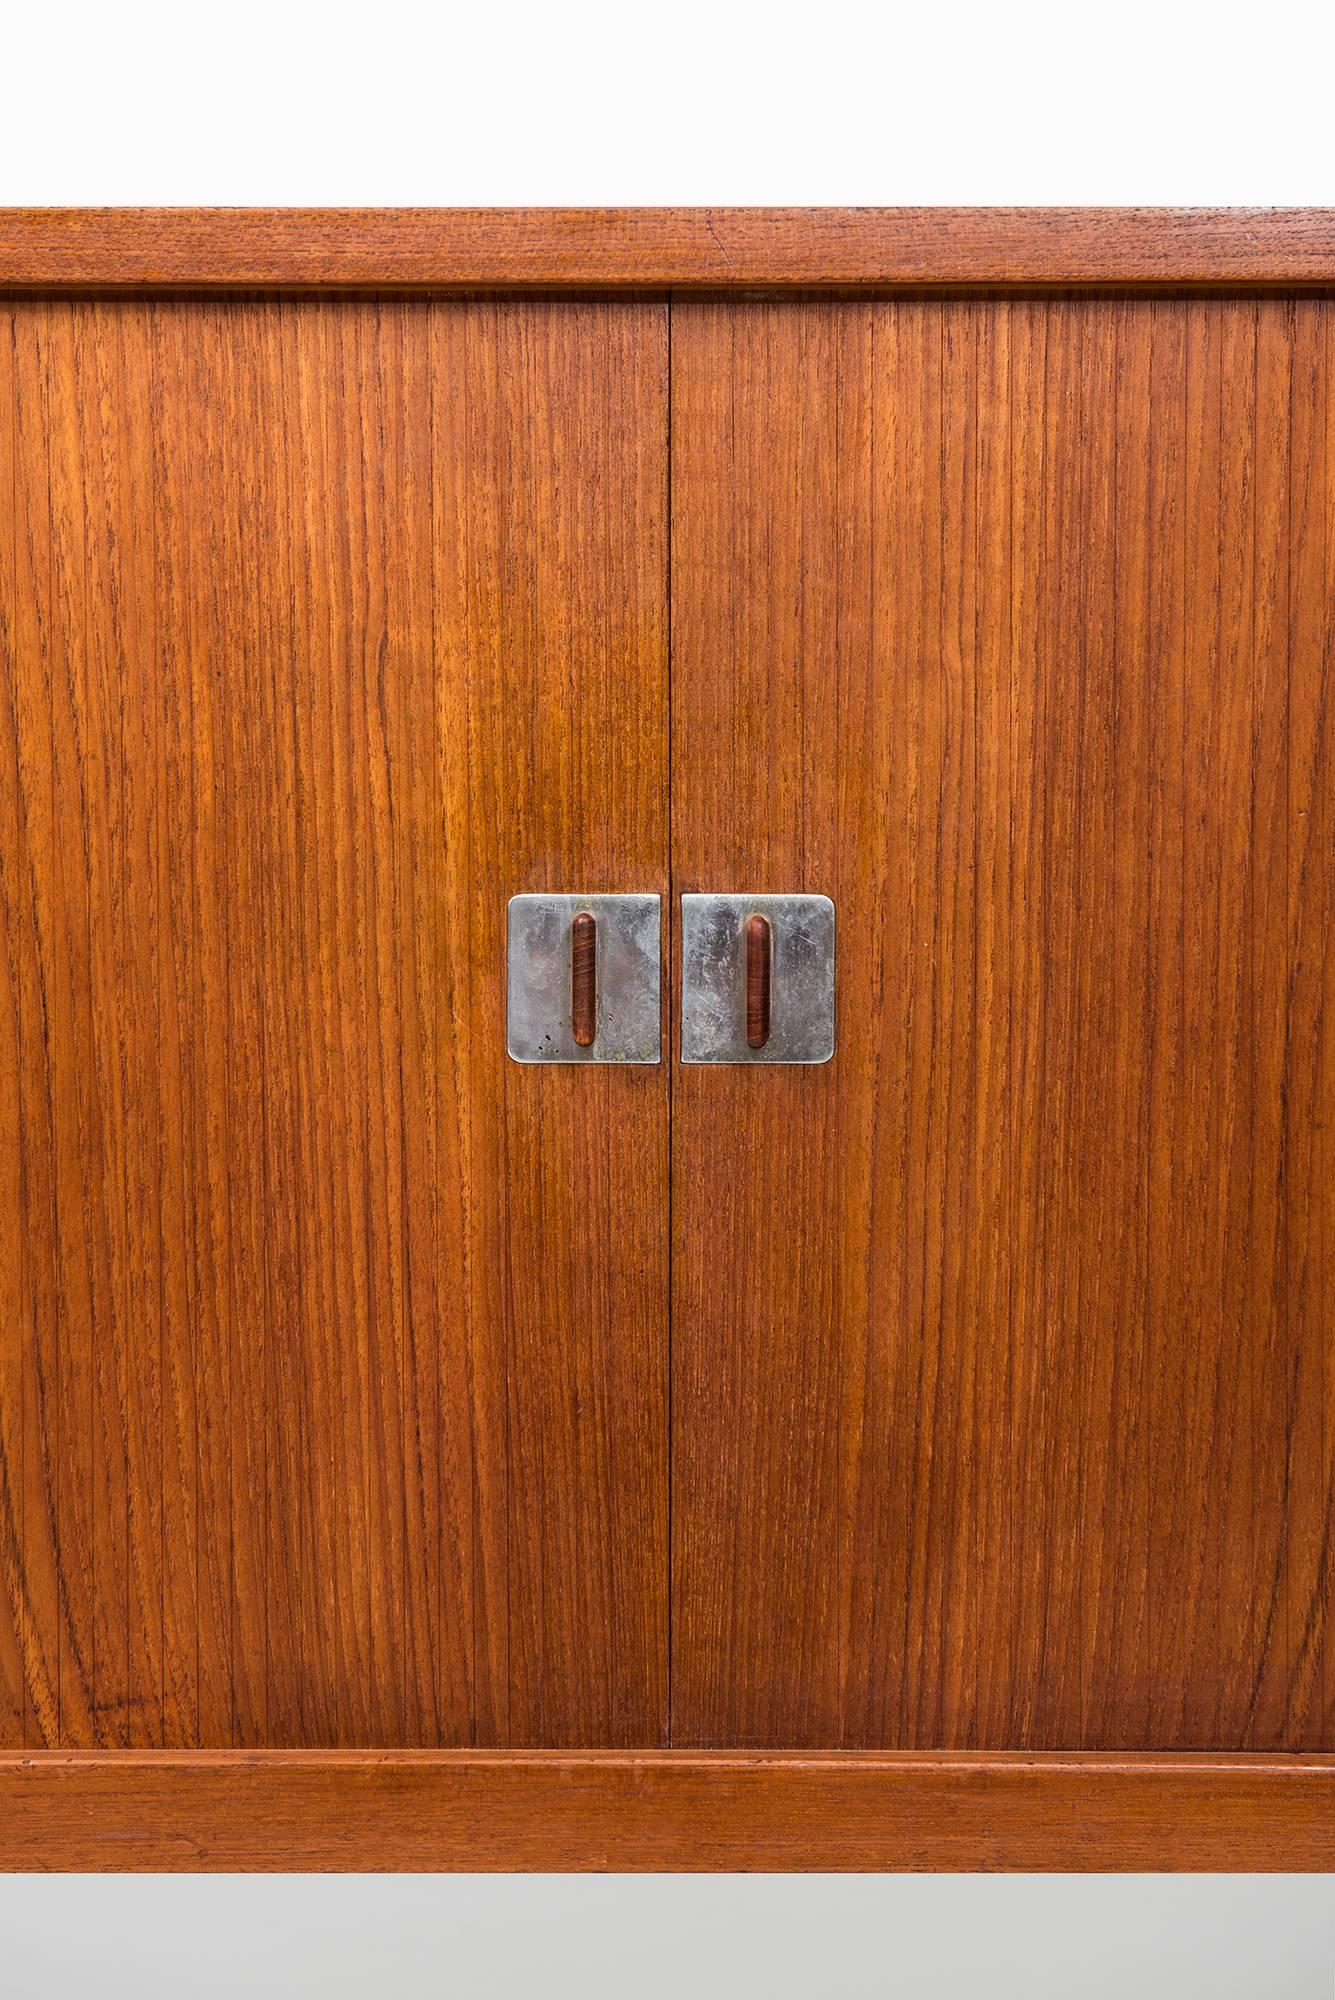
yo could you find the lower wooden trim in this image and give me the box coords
[1,1750,1332,1871]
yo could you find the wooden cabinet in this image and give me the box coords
[0,210,1332,1868]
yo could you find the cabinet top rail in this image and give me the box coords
[2,208,1335,292]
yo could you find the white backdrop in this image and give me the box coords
[0,1874,1332,1998]
[3,0,1333,205]
[2,6,1333,1991]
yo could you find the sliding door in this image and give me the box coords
[0,297,669,1748]
[670,297,1334,1749]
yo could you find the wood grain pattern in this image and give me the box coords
[670,297,1334,1750]
[3,210,1335,292]
[2,270,1331,1857]
[744,914,772,1050]
[1,1749,1332,1871]
[571,911,598,1047]
[0,296,669,1749]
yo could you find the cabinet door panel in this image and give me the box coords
[669,297,1334,1750]
[0,297,669,1748]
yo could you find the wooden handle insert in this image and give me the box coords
[745,913,772,1049]
[571,910,598,1047]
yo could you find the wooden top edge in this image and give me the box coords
[2,208,1335,290]
[5,1748,1335,1772]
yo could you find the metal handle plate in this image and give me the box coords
[681,894,835,1065]
[507,893,661,1064]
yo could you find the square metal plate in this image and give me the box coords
[507,893,661,1064]
[681,893,836,1064]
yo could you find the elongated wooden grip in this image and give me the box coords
[571,910,598,1047]
[745,913,772,1049]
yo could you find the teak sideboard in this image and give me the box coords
[0,209,1332,1870]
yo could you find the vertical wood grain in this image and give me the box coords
[5,281,1326,1762]
[429,302,669,1745]
[0,301,32,1744]
[0,296,668,1748]
[1284,299,1333,1748]
[1235,304,1298,1748]
[670,296,1335,1750]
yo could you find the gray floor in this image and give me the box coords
[1,1875,1332,1997]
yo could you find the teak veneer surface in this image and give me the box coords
[671,295,1334,1751]
[1,214,1333,1868]
[2,208,1335,290]
[0,295,669,1750]
[1,1750,1331,1871]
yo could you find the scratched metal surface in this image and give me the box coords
[681,894,835,1064]
[507,893,662,1063]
